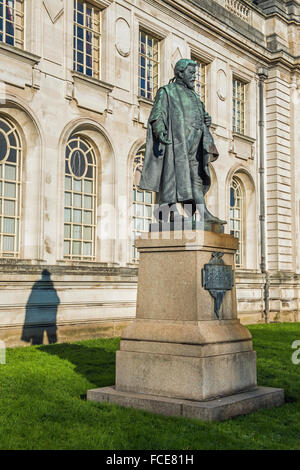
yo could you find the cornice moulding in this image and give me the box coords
[0,43,41,65]
[143,0,298,69]
[72,71,114,93]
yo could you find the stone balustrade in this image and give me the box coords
[225,0,250,22]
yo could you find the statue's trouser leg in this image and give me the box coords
[182,128,204,218]
[184,161,205,218]
[187,163,223,223]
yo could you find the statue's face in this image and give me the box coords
[182,65,196,89]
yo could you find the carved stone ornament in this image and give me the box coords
[116,18,131,57]
[217,69,227,101]
[43,0,63,24]
[171,47,183,70]
[202,252,234,319]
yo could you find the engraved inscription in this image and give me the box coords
[205,265,234,291]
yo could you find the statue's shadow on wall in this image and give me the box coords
[21,269,60,345]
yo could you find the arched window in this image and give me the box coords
[64,134,97,260]
[0,116,22,257]
[132,147,155,262]
[230,176,243,267]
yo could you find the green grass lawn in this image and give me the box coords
[0,323,300,450]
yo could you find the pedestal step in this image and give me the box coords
[87,386,285,422]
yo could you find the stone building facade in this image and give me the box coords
[0,0,299,346]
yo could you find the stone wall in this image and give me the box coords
[0,0,299,346]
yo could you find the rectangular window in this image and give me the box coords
[191,56,207,104]
[0,0,24,49]
[139,30,159,101]
[73,0,101,79]
[232,78,245,134]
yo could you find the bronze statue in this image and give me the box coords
[139,59,225,227]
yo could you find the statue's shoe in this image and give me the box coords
[203,208,227,225]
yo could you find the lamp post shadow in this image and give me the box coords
[21,269,60,346]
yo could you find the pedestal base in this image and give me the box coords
[87,230,285,422]
[87,386,285,422]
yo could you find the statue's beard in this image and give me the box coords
[176,78,195,89]
[185,80,195,90]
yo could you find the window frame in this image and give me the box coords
[63,134,97,262]
[131,146,155,263]
[0,0,24,49]
[232,77,246,135]
[0,115,22,258]
[191,55,207,105]
[230,176,244,268]
[138,29,160,102]
[73,0,101,80]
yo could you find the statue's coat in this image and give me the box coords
[139,82,219,205]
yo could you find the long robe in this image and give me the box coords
[139,82,219,205]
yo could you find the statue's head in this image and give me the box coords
[174,59,197,90]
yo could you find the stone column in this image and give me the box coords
[265,67,293,272]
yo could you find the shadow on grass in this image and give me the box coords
[38,342,116,389]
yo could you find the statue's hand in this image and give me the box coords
[157,132,172,145]
[152,121,172,145]
[204,112,212,127]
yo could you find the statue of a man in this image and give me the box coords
[139,58,225,226]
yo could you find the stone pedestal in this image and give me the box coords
[87,230,284,420]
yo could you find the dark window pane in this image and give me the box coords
[70,150,86,178]
[86,43,92,55]
[230,188,235,207]
[86,166,93,178]
[8,132,17,147]
[86,30,92,43]
[0,131,8,161]
[0,120,10,133]
[65,160,70,175]
[77,13,84,25]
[86,55,92,67]
[68,140,78,149]
[7,148,17,163]
[79,140,88,152]
[86,152,93,164]
[6,34,14,46]
[77,26,84,39]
